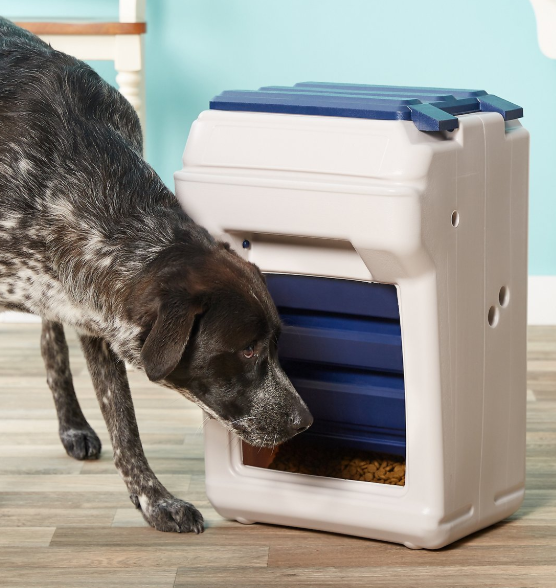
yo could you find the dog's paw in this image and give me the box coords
[60,427,102,460]
[131,494,204,534]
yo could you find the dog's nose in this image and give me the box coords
[289,406,313,435]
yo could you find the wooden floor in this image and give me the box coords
[0,323,555,588]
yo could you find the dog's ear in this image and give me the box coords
[141,296,203,382]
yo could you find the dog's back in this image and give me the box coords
[0,16,143,217]
[0,16,142,151]
[0,16,184,323]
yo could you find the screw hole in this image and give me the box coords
[488,306,499,328]
[451,211,460,227]
[499,286,510,308]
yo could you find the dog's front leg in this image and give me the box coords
[79,334,204,533]
[41,320,102,460]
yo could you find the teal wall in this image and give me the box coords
[1,0,555,274]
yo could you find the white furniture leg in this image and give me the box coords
[530,0,556,58]
[119,0,146,143]
[115,34,146,146]
[120,0,146,23]
[115,71,142,112]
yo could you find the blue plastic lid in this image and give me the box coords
[210,82,523,132]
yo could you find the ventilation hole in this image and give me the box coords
[488,306,499,328]
[451,211,460,227]
[499,286,510,307]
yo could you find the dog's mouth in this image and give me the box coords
[165,380,313,447]
[226,418,311,448]
[231,428,291,448]
[218,396,314,448]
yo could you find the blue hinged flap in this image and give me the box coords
[210,82,523,132]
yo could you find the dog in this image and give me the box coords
[0,18,312,533]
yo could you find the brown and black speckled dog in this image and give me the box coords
[0,18,312,533]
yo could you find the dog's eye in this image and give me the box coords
[243,344,255,359]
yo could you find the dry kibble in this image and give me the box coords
[268,436,405,486]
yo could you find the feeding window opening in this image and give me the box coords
[242,274,406,487]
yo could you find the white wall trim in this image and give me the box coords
[2,276,556,325]
[528,275,556,325]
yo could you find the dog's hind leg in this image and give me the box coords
[79,334,204,534]
[41,320,102,460]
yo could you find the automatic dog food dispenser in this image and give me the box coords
[174,82,529,549]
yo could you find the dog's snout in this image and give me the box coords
[288,405,313,435]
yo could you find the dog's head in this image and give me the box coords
[130,241,312,447]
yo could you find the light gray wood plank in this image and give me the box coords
[0,568,177,588]
[0,545,269,568]
[0,508,117,528]
[0,474,191,494]
[0,527,55,547]
[174,566,556,588]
